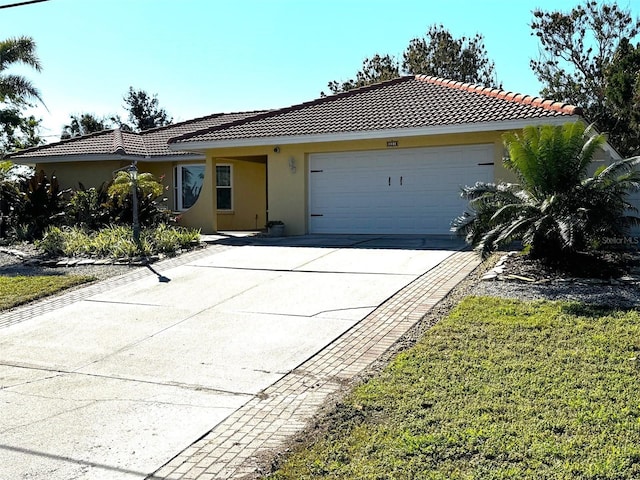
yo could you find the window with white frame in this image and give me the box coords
[216,164,232,210]
[174,164,205,211]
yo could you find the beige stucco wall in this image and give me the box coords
[177,156,267,233]
[216,158,266,231]
[142,162,174,209]
[35,160,128,191]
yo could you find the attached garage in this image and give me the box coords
[308,144,494,234]
[158,75,583,235]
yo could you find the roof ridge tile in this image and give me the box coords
[112,128,125,154]
[414,75,582,116]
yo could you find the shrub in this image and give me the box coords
[36,223,200,259]
[18,169,69,239]
[89,225,151,258]
[0,167,175,242]
[36,226,66,257]
[65,182,112,230]
[143,223,200,254]
[59,225,93,256]
[453,122,640,262]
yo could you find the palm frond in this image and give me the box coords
[494,217,534,245]
[490,202,536,225]
[594,156,640,184]
[0,74,43,105]
[459,181,499,200]
[0,36,41,72]
[474,225,504,259]
[577,127,606,174]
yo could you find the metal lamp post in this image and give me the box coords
[128,163,140,246]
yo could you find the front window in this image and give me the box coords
[175,164,205,211]
[216,164,232,210]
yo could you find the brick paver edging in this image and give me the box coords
[0,244,231,330]
[149,250,481,480]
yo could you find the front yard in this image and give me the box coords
[0,274,94,311]
[268,296,640,479]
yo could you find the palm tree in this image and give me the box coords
[107,170,167,226]
[453,122,640,262]
[0,36,43,106]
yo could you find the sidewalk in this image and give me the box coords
[149,250,480,480]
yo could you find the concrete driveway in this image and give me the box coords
[0,235,469,479]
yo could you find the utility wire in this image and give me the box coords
[0,0,49,9]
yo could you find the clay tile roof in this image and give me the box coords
[9,76,583,159]
[8,129,123,159]
[138,110,266,156]
[8,110,267,160]
[171,75,582,145]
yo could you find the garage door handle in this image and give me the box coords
[400,176,403,186]
[388,176,391,186]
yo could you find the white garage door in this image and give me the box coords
[309,145,494,234]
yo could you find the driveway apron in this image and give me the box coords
[0,235,476,480]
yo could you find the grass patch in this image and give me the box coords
[268,297,640,479]
[0,275,95,311]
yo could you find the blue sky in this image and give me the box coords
[2,0,639,142]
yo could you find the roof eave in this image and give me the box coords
[583,124,623,160]
[168,116,582,152]
[10,152,205,165]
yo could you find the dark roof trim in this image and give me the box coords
[11,152,205,165]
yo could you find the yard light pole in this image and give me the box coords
[128,162,140,246]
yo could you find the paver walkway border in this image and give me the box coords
[149,250,480,480]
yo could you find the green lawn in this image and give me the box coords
[0,275,95,311]
[268,296,640,479]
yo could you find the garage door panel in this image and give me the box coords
[309,145,493,234]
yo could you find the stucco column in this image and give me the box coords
[177,156,217,234]
[267,151,307,235]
